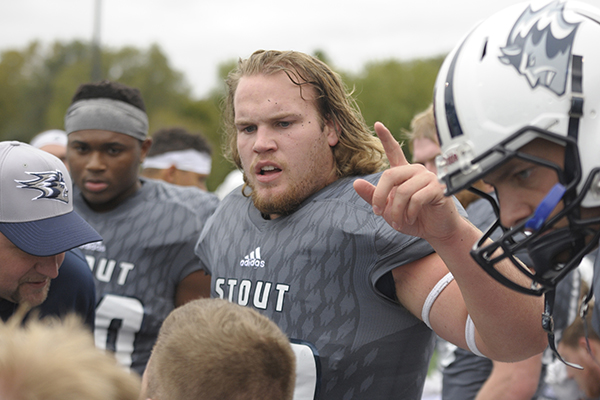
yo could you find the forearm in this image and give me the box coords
[475,356,542,400]
[429,217,546,361]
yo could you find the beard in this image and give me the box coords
[14,279,51,308]
[249,181,310,218]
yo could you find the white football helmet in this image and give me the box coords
[433,0,600,295]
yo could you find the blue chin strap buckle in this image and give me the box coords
[524,183,567,231]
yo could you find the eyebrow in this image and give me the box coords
[485,158,531,184]
[235,111,302,125]
[69,140,129,148]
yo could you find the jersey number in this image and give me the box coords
[95,294,144,369]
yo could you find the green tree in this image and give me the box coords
[0,41,446,190]
[348,56,445,151]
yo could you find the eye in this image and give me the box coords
[239,125,256,134]
[515,168,533,181]
[278,121,291,128]
[71,144,88,153]
[107,147,122,156]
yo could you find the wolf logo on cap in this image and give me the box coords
[15,170,69,203]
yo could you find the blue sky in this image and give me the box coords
[1,0,596,98]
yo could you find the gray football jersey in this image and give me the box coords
[196,173,438,400]
[74,178,219,375]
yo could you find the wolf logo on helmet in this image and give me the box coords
[499,0,580,96]
[16,170,69,203]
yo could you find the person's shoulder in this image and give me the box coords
[57,248,95,287]
[315,172,383,206]
[142,178,219,211]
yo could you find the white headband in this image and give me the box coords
[30,129,68,149]
[142,149,212,175]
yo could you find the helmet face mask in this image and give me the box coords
[462,126,591,295]
[433,0,600,296]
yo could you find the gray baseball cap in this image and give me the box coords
[0,141,102,256]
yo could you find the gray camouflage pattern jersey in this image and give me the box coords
[74,178,219,375]
[196,173,439,400]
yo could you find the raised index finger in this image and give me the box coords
[374,122,409,168]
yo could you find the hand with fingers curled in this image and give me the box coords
[353,122,464,243]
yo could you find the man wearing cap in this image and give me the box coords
[0,141,101,329]
[141,127,213,191]
[64,80,219,375]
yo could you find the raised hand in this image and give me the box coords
[353,122,461,242]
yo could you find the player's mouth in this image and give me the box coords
[84,179,109,193]
[254,163,282,183]
[23,278,49,289]
[259,166,281,175]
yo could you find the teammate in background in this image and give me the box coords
[0,313,140,400]
[409,106,582,400]
[430,0,600,398]
[408,105,488,209]
[141,127,212,191]
[214,168,244,200]
[195,49,546,399]
[29,129,68,165]
[558,304,600,400]
[64,80,219,375]
[0,141,100,329]
[140,298,296,400]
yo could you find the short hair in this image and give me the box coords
[148,127,212,157]
[406,104,437,153]
[0,313,140,400]
[146,298,296,400]
[70,80,146,112]
[223,50,386,182]
[561,304,600,348]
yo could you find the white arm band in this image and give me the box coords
[465,315,485,357]
[421,272,454,330]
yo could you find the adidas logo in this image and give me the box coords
[240,247,266,269]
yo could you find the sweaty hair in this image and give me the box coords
[146,298,296,400]
[223,50,386,180]
[148,127,212,157]
[0,313,140,400]
[70,80,146,112]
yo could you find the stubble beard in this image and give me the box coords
[14,280,51,308]
[249,181,308,217]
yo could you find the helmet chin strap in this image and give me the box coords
[542,289,582,369]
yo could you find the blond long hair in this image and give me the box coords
[223,50,386,182]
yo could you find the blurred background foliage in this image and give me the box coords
[0,41,444,191]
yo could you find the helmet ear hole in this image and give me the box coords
[481,39,488,60]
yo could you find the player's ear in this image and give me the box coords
[139,138,153,162]
[577,336,590,353]
[324,116,339,147]
[163,165,178,184]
